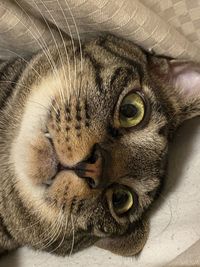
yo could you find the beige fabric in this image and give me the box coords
[0,1,200,266]
[166,239,200,266]
[142,0,200,47]
[0,0,200,61]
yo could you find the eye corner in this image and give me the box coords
[107,126,121,138]
[44,131,52,140]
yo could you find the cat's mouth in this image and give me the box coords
[43,161,137,227]
[13,103,153,250]
[42,142,107,188]
[40,138,137,226]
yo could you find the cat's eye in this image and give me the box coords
[119,92,145,128]
[112,188,133,215]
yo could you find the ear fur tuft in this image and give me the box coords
[148,56,200,127]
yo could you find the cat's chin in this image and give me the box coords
[41,220,148,257]
[95,219,149,257]
[10,131,149,256]
[37,210,147,256]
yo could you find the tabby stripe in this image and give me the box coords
[0,73,22,110]
[0,214,13,240]
[100,42,144,82]
[110,67,135,89]
[0,58,30,110]
[0,58,21,110]
[0,58,19,81]
[83,51,104,93]
[0,62,8,76]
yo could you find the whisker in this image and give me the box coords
[29,98,58,114]
[13,0,64,108]
[1,48,41,78]
[69,213,75,256]
[63,0,84,101]
[47,211,70,254]
[14,201,55,232]
[34,0,68,105]
[39,209,64,250]
[56,0,78,102]
[0,80,59,118]
[64,0,83,72]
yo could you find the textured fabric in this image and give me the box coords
[0,0,200,61]
[0,1,200,266]
[142,0,200,46]
[166,239,200,266]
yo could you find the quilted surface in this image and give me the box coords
[0,0,200,61]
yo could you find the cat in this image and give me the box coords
[0,34,199,257]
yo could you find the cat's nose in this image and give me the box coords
[74,144,109,189]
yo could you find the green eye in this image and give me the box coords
[119,92,145,128]
[112,189,133,215]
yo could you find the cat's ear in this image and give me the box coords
[148,56,200,128]
[95,220,149,256]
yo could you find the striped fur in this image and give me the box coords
[0,35,199,257]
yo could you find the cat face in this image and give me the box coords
[10,35,200,256]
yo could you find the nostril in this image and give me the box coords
[86,144,99,164]
[85,177,96,189]
[75,143,107,189]
[86,153,98,164]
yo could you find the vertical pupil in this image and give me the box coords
[112,192,128,206]
[120,104,138,118]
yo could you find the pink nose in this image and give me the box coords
[74,144,109,189]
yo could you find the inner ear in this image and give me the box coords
[148,56,200,125]
[95,219,149,257]
[169,60,200,100]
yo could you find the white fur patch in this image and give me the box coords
[10,70,71,221]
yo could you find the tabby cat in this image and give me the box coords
[0,35,199,257]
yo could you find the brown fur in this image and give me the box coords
[0,35,199,257]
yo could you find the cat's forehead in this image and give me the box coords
[81,36,147,83]
[53,35,148,84]
[28,35,168,141]
[85,35,147,65]
[51,38,146,97]
[43,36,167,131]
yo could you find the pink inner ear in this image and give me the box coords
[171,61,200,99]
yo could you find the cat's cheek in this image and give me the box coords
[25,135,58,185]
[96,219,149,256]
[46,171,98,209]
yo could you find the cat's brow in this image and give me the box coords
[0,57,31,111]
[83,51,104,93]
[98,39,144,81]
[110,67,137,89]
